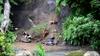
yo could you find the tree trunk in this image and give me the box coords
[1,0,11,33]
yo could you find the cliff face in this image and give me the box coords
[11,0,50,30]
[11,0,70,30]
[11,0,70,41]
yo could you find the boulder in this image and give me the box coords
[15,48,33,56]
[84,51,100,56]
[65,50,85,56]
[16,50,33,56]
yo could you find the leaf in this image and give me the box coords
[10,0,18,5]
[0,0,3,4]
[61,0,67,6]
[0,14,3,24]
[0,6,3,13]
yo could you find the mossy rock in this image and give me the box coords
[65,50,85,56]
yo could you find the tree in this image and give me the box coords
[0,0,16,56]
[0,0,11,33]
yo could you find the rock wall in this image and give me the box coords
[11,0,70,41]
[11,0,50,30]
[11,0,70,29]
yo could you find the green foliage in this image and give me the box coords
[0,6,3,13]
[0,24,16,56]
[10,0,18,5]
[63,16,90,45]
[56,0,100,19]
[65,50,85,56]
[5,22,16,43]
[3,43,15,56]
[0,0,3,4]
[63,16,100,49]
[0,25,16,56]
[91,40,100,50]
[0,32,15,56]
[0,14,3,25]
[32,23,48,36]
[0,32,5,46]
[0,0,16,55]
[33,43,45,56]
[57,0,100,50]
[5,31,16,43]
[0,0,3,25]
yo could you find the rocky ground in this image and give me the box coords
[46,50,67,56]
[14,42,92,56]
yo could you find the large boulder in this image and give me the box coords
[84,51,100,56]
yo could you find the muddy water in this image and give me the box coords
[46,50,66,56]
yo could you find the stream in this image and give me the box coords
[46,50,66,56]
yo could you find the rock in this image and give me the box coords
[16,51,33,56]
[65,50,85,56]
[21,32,32,43]
[15,49,33,56]
[45,37,58,46]
[84,51,100,56]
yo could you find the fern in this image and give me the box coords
[33,43,45,56]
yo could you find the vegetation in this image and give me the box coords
[56,0,100,50]
[33,43,45,56]
[5,31,16,43]
[65,50,85,56]
[56,0,100,19]
[63,16,100,49]
[0,22,16,56]
[0,0,3,24]
[32,23,48,36]
[0,32,15,56]
[0,0,16,56]
[0,0,100,55]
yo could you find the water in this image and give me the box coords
[46,50,66,56]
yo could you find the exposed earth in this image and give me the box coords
[14,42,91,56]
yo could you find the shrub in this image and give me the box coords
[0,32,15,56]
[63,16,91,45]
[5,31,16,43]
[63,16,100,49]
[56,0,100,19]
[91,40,100,50]
[57,0,100,50]
[0,24,16,56]
[0,0,16,55]
[32,23,48,36]
[5,22,16,43]
[33,43,45,56]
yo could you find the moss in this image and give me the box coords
[65,50,85,56]
[32,22,48,36]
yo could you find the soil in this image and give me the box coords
[14,42,92,56]
[14,42,68,52]
[14,42,91,51]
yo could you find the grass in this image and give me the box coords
[32,22,48,36]
[65,50,85,56]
